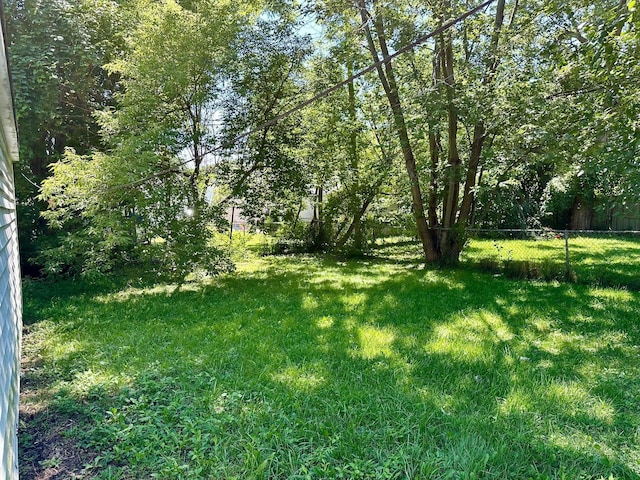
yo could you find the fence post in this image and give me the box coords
[564,229,571,280]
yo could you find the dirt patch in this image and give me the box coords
[19,407,98,480]
[19,332,99,479]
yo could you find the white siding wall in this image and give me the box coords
[0,6,21,478]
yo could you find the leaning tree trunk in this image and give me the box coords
[358,0,439,262]
[335,196,374,249]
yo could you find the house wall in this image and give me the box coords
[225,200,315,231]
[0,2,21,477]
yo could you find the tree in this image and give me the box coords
[40,0,252,277]
[298,51,402,252]
[39,0,313,278]
[542,0,640,228]
[214,7,312,223]
[329,0,515,263]
[5,0,123,273]
[31,0,640,276]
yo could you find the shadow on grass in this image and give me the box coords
[21,256,640,478]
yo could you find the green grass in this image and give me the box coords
[461,235,640,288]
[21,245,640,479]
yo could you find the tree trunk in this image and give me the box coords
[457,122,485,225]
[346,60,364,251]
[427,48,442,230]
[311,186,326,250]
[292,202,303,233]
[438,0,506,264]
[459,0,505,227]
[438,25,463,262]
[335,196,374,249]
[427,128,440,229]
[358,0,438,262]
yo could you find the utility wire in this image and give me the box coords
[105,0,497,193]
[20,171,41,190]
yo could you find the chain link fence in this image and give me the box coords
[460,229,640,289]
[224,219,640,289]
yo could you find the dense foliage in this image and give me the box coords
[7,0,639,275]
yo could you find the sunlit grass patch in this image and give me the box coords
[463,235,640,288]
[352,325,396,360]
[425,310,514,363]
[20,247,640,479]
[498,388,533,415]
[271,363,326,392]
[316,315,334,329]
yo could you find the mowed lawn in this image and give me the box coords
[20,247,640,479]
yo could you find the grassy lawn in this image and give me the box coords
[461,235,640,288]
[20,245,640,479]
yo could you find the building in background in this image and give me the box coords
[0,0,21,476]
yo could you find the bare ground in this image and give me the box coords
[19,326,99,480]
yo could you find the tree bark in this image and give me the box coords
[427,48,442,230]
[439,25,462,262]
[458,0,505,226]
[346,60,364,250]
[457,122,485,224]
[311,186,326,250]
[357,0,438,262]
[427,127,440,229]
[335,195,374,249]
